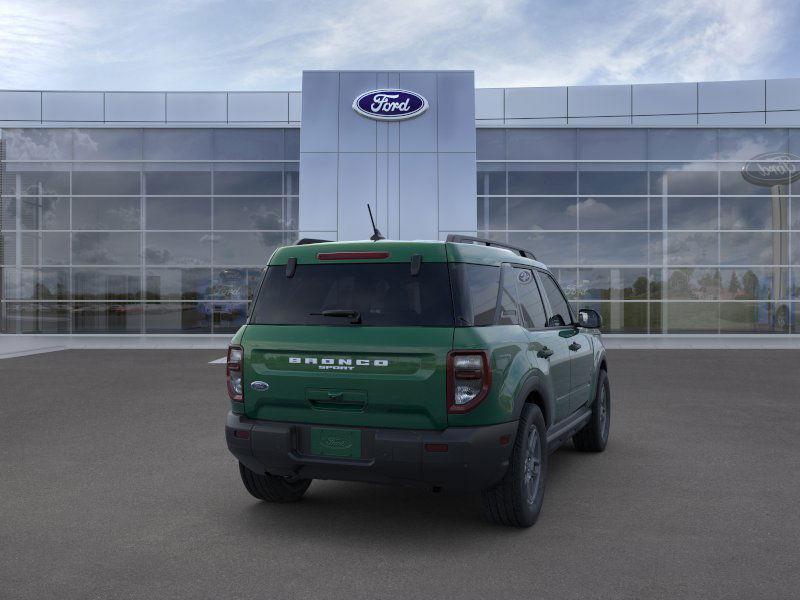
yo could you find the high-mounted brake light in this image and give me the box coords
[446,350,491,413]
[227,345,244,401]
[317,251,390,260]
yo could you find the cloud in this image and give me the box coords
[0,0,795,90]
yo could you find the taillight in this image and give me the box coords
[446,350,491,413]
[227,345,244,401]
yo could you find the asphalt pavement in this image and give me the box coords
[1,349,799,599]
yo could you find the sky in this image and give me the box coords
[0,0,798,91]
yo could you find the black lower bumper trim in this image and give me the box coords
[226,412,518,492]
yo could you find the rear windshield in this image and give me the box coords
[250,263,454,326]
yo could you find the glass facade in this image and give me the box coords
[0,128,299,334]
[477,128,800,335]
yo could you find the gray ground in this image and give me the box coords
[1,349,799,600]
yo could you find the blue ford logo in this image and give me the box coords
[742,152,800,186]
[352,89,428,121]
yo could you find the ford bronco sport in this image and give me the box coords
[225,235,610,527]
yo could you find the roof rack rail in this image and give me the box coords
[296,238,332,245]
[446,234,536,260]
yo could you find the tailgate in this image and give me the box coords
[242,325,453,429]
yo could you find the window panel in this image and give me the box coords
[4,129,73,160]
[719,267,786,301]
[212,232,284,266]
[20,196,69,230]
[9,170,70,196]
[648,129,718,161]
[213,129,283,160]
[285,129,300,160]
[213,170,282,195]
[144,303,212,333]
[72,171,141,195]
[507,232,577,266]
[508,169,576,195]
[577,268,649,300]
[719,302,781,333]
[579,171,647,195]
[19,232,70,265]
[144,171,211,195]
[145,197,211,230]
[720,169,775,195]
[476,166,506,195]
[72,197,140,230]
[143,129,213,160]
[668,197,718,230]
[145,232,212,266]
[666,268,720,300]
[580,301,648,334]
[73,303,142,333]
[213,303,249,334]
[578,129,646,160]
[212,267,264,301]
[579,233,649,266]
[650,197,663,230]
[477,197,506,230]
[4,268,69,300]
[508,197,576,230]
[507,129,576,160]
[720,197,785,230]
[72,232,140,265]
[72,268,141,300]
[73,129,141,160]
[2,302,70,333]
[1,197,17,227]
[664,302,720,333]
[718,129,788,160]
[476,129,505,160]
[666,232,718,265]
[284,164,299,196]
[649,169,717,195]
[720,232,777,265]
[213,197,284,230]
[145,268,212,301]
[578,197,647,230]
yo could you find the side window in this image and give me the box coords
[496,264,519,325]
[449,263,500,326]
[539,272,572,327]
[515,268,547,329]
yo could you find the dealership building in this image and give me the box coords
[1,70,799,340]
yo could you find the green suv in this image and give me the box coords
[225,235,610,527]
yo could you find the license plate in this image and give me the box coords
[310,428,362,458]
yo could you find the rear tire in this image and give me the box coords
[482,404,548,528]
[238,463,311,502]
[573,369,610,453]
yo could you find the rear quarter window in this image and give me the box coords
[450,263,500,326]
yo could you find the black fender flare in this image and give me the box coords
[511,372,556,429]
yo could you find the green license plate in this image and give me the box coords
[310,428,362,458]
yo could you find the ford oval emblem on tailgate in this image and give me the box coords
[250,381,269,391]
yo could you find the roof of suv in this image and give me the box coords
[269,239,548,270]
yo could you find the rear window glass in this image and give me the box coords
[250,263,454,327]
[450,263,500,326]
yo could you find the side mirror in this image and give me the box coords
[577,308,602,329]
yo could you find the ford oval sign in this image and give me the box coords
[353,89,428,121]
[742,152,800,187]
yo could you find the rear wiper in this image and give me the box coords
[310,309,362,324]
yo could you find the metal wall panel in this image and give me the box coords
[42,92,103,121]
[338,72,377,153]
[437,71,476,152]
[569,85,631,117]
[300,72,339,152]
[504,117,568,126]
[166,92,227,122]
[505,86,567,119]
[228,92,288,122]
[298,152,338,231]
[766,79,800,111]
[0,91,41,121]
[475,88,503,120]
[632,114,698,125]
[399,153,438,239]
[698,112,765,125]
[337,153,377,240]
[289,92,302,122]
[632,82,696,115]
[398,72,438,152]
[698,80,764,113]
[105,92,165,122]
[766,111,800,126]
[569,116,631,125]
[438,153,477,232]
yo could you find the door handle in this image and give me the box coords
[537,346,554,359]
[568,342,582,351]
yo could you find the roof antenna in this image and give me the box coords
[367,204,385,241]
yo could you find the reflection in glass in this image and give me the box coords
[476,129,505,160]
[648,129,717,161]
[18,232,70,265]
[145,197,211,230]
[721,197,787,230]
[507,129,575,160]
[650,170,717,195]
[579,301,648,333]
[20,196,69,229]
[72,303,143,333]
[72,171,140,195]
[664,302,719,333]
[720,302,778,333]
[213,197,283,230]
[144,171,211,195]
[477,167,506,195]
[145,232,212,266]
[213,170,282,195]
[666,268,720,300]
[578,197,646,230]
[72,268,141,301]
[579,233,649,265]
[579,171,647,195]
[8,170,70,196]
[212,232,284,266]
[578,129,646,160]
[666,232,718,265]
[213,302,249,333]
[7,268,69,300]
[577,268,649,300]
[213,129,283,160]
[668,197,718,230]
[508,197,576,230]
[507,232,577,266]
[145,268,212,301]
[2,303,70,333]
[144,303,211,333]
[508,169,576,195]
[72,197,140,230]
[72,232,140,265]
[212,268,263,301]
[477,197,506,230]
[720,232,777,265]
[73,129,141,160]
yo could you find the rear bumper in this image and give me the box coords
[226,412,517,492]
